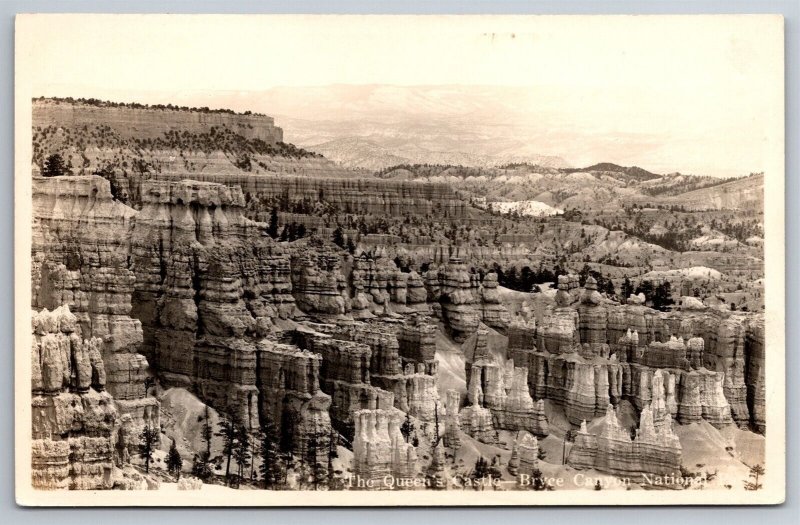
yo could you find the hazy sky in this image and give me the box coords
[17,14,783,176]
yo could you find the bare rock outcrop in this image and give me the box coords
[508,431,539,478]
[352,409,417,489]
[463,327,548,437]
[32,176,159,447]
[567,404,682,484]
[256,340,332,462]
[31,307,118,489]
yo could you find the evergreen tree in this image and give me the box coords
[166,439,183,480]
[744,464,765,491]
[201,406,213,457]
[332,226,345,249]
[259,418,283,489]
[267,207,279,239]
[279,225,289,242]
[191,452,213,480]
[472,457,489,490]
[138,425,158,473]
[43,153,70,178]
[529,468,551,491]
[346,237,356,254]
[233,426,251,480]
[621,277,634,301]
[296,224,307,239]
[216,414,239,483]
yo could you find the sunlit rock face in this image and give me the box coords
[505,276,764,433]
[325,320,439,423]
[352,409,417,489]
[31,176,159,457]
[567,404,682,484]
[31,306,118,490]
[424,258,510,341]
[462,326,548,437]
[256,339,332,464]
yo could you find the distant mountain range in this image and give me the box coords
[375,162,762,212]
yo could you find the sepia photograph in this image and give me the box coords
[14,14,786,506]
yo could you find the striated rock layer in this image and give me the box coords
[352,409,417,490]
[567,404,682,484]
[31,307,118,489]
[509,277,765,433]
[31,176,159,449]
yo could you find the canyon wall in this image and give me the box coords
[31,307,118,489]
[33,99,283,143]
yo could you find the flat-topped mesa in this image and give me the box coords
[290,245,348,317]
[567,404,682,484]
[32,175,158,439]
[31,307,118,490]
[296,329,394,439]
[508,431,539,478]
[256,340,332,461]
[33,98,284,144]
[352,409,418,490]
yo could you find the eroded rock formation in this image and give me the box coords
[31,307,118,489]
[567,404,682,484]
[352,409,417,489]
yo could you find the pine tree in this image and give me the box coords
[138,425,158,473]
[233,426,251,480]
[472,457,489,490]
[167,439,183,480]
[201,406,213,457]
[216,414,239,483]
[744,464,765,491]
[43,153,70,177]
[621,277,634,301]
[267,207,279,239]
[332,226,345,249]
[259,418,283,489]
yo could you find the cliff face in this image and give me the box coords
[31,307,118,489]
[568,404,682,484]
[31,176,159,452]
[152,172,468,219]
[130,179,298,429]
[425,258,510,341]
[352,409,417,489]
[33,99,283,143]
[508,278,764,433]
